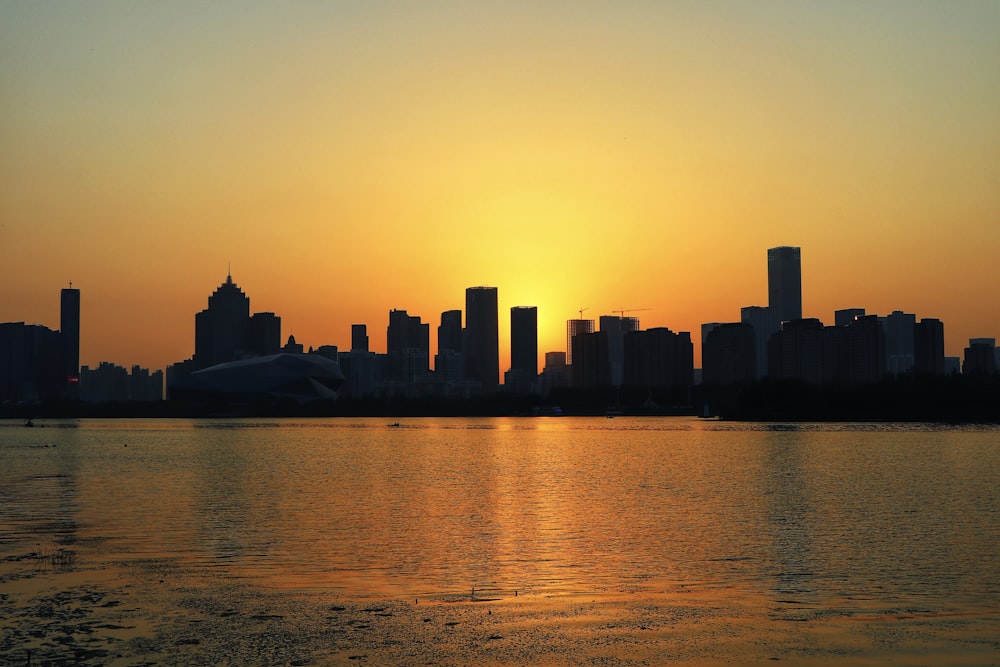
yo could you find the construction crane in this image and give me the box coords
[612,307,651,317]
[577,306,589,319]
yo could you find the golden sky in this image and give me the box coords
[2,2,998,373]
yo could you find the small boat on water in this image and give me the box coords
[23,419,34,428]
[387,422,402,428]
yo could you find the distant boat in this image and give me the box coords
[387,422,402,428]
[23,419,34,428]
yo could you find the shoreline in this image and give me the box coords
[3,550,998,666]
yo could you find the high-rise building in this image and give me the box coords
[835,308,866,327]
[510,306,538,377]
[387,309,430,385]
[60,285,80,388]
[436,310,464,384]
[194,273,251,369]
[767,246,802,323]
[703,322,756,386]
[740,306,779,380]
[248,312,281,356]
[914,318,945,376]
[464,287,499,389]
[566,318,594,365]
[599,315,639,386]
[623,327,694,392]
[571,331,611,388]
[883,310,916,376]
[351,324,369,353]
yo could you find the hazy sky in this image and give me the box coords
[2,1,998,373]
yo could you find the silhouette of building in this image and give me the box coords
[540,351,570,394]
[703,323,756,386]
[507,306,538,393]
[883,310,916,376]
[741,306,779,380]
[0,322,62,404]
[248,312,281,357]
[768,246,802,323]
[769,318,825,384]
[571,331,610,388]
[351,324,369,353]
[60,285,80,393]
[843,315,887,385]
[464,287,499,389]
[623,327,694,392]
[963,338,998,375]
[566,318,594,365]
[600,315,639,387]
[282,334,304,354]
[435,309,464,388]
[914,318,945,376]
[386,309,430,388]
[835,308,866,327]
[194,273,251,369]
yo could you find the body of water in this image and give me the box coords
[2,417,998,664]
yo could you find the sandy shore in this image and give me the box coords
[2,549,998,666]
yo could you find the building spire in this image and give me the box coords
[227,261,232,284]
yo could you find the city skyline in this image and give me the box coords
[2,3,998,373]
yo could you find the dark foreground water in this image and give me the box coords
[1,417,998,665]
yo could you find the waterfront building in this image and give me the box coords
[194,273,252,369]
[464,287,499,389]
[600,315,640,387]
[914,318,945,376]
[767,246,802,323]
[883,310,916,376]
[566,318,594,365]
[835,308,866,327]
[351,324,369,353]
[740,306,779,380]
[703,323,756,386]
[60,285,80,391]
[623,327,694,392]
[571,331,610,388]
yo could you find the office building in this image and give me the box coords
[914,318,945,376]
[623,327,694,392]
[883,310,916,376]
[835,308,866,327]
[566,318,594,365]
[741,306,779,380]
[703,323,756,386]
[600,315,639,386]
[60,285,80,389]
[194,273,252,369]
[351,324,369,353]
[464,286,499,389]
[767,246,802,322]
[507,306,538,393]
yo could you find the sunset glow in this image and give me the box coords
[2,2,998,374]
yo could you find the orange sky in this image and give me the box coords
[2,2,998,374]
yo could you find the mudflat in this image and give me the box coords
[2,551,997,666]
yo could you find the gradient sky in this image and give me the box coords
[2,1,998,374]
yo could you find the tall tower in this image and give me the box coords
[510,306,538,377]
[566,318,594,365]
[767,246,802,323]
[194,273,251,369]
[464,286,499,389]
[60,284,80,386]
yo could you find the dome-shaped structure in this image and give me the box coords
[171,353,344,403]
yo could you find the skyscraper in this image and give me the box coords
[464,286,499,389]
[510,306,538,377]
[767,246,802,323]
[194,273,251,369]
[566,318,594,365]
[351,324,369,353]
[60,284,80,387]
